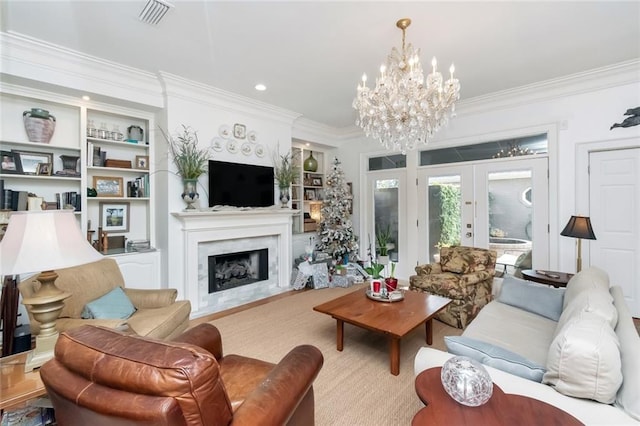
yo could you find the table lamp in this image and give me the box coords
[0,210,103,371]
[560,215,596,273]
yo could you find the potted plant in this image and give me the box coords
[160,125,211,209]
[376,225,392,265]
[273,150,299,207]
[364,261,385,294]
[385,262,398,291]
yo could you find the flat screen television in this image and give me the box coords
[208,160,274,208]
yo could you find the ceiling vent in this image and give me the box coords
[139,0,173,26]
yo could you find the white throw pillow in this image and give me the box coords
[563,266,609,310]
[555,287,617,335]
[543,312,622,404]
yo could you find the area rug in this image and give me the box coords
[209,284,462,425]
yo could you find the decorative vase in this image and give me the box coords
[385,277,398,292]
[23,108,56,144]
[441,356,493,407]
[60,155,80,174]
[303,151,318,172]
[279,187,290,208]
[181,179,199,210]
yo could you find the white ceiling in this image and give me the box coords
[2,1,639,130]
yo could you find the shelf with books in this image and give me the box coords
[291,146,325,233]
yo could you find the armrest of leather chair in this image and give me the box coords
[172,323,224,360]
[231,344,323,426]
[415,263,443,276]
[124,288,178,309]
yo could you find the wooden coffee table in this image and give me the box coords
[412,367,583,425]
[313,288,451,375]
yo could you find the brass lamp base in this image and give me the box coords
[21,270,71,372]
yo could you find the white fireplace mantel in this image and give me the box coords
[172,208,297,317]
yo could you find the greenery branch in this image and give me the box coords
[159,125,210,180]
[273,148,300,189]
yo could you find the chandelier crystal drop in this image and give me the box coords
[352,18,461,154]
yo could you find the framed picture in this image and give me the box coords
[99,202,130,233]
[312,177,323,186]
[93,176,124,197]
[135,155,149,170]
[233,123,246,139]
[1,151,22,174]
[12,150,52,175]
[305,189,315,200]
[36,162,52,176]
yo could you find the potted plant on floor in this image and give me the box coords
[376,225,392,265]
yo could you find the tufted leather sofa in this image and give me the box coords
[40,323,323,425]
[410,246,497,329]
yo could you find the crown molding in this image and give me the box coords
[457,59,640,116]
[158,72,301,126]
[0,31,164,108]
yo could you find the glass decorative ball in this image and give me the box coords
[440,356,493,407]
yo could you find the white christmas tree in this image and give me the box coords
[316,157,359,261]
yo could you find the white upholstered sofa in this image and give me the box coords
[414,267,640,425]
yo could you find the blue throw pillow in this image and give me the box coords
[498,275,565,321]
[444,336,546,382]
[81,287,136,320]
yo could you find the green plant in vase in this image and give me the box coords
[376,224,392,265]
[273,150,300,207]
[364,262,384,279]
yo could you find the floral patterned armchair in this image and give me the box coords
[409,246,497,329]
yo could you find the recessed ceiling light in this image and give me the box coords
[255,84,267,91]
[82,95,91,101]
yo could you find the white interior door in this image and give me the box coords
[589,148,640,317]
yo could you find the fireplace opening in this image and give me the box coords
[208,248,269,293]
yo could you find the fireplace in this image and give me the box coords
[208,248,269,293]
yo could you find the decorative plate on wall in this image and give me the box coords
[254,144,265,158]
[226,139,238,154]
[218,125,231,139]
[211,137,224,152]
[247,130,258,143]
[241,142,253,156]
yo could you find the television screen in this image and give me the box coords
[209,160,274,208]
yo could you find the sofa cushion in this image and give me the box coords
[81,287,136,320]
[555,287,617,334]
[445,336,546,382]
[497,276,565,321]
[611,286,640,421]
[543,312,623,404]
[563,266,609,310]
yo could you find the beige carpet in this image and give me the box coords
[209,284,462,426]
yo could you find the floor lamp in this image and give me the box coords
[560,215,596,273]
[0,210,103,371]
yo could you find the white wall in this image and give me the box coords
[336,62,640,276]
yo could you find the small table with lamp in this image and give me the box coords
[520,269,573,288]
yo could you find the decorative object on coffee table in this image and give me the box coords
[440,355,493,406]
[23,108,56,144]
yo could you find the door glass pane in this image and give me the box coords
[488,170,533,274]
[428,176,462,262]
[369,154,406,171]
[374,179,399,262]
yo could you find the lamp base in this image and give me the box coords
[24,332,58,372]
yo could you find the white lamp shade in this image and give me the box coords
[0,210,103,275]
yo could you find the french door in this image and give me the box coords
[417,157,549,268]
[365,170,408,278]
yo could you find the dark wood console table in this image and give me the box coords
[521,269,573,288]
[412,367,583,426]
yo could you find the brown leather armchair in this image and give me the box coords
[40,323,324,425]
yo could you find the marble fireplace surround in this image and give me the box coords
[172,208,295,318]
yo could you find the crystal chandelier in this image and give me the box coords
[352,18,461,154]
